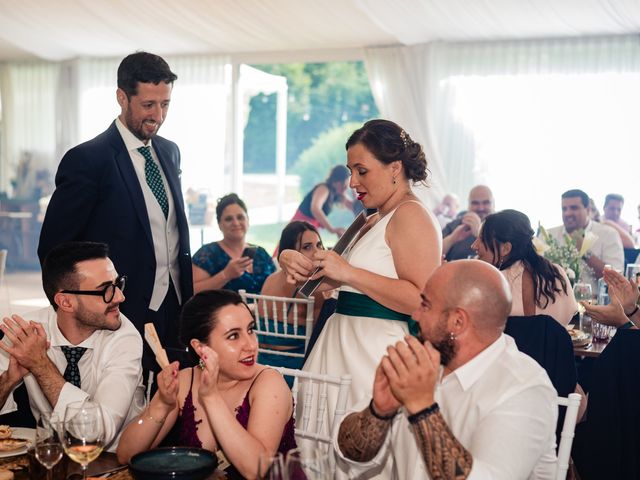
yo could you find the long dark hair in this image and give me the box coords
[480,209,569,308]
[277,221,323,260]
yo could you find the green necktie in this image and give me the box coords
[138,146,169,218]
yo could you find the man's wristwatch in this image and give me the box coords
[582,251,593,261]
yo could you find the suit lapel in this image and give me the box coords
[108,124,154,246]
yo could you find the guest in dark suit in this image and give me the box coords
[38,52,193,373]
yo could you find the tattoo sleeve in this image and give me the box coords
[410,409,473,479]
[337,408,393,462]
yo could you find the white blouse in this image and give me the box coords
[502,260,578,325]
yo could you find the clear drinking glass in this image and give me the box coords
[35,412,64,480]
[62,401,105,480]
[625,264,640,283]
[573,283,593,331]
[257,451,286,480]
[285,447,329,480]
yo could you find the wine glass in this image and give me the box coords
[285,447,329,480]
[35,412,64,480]
[62,401,105,480]
[625,264,640,283]
[257,451,286,480]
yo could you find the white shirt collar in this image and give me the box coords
[446,334,507,391]
[115,117,153,154]
[48,312,99,350]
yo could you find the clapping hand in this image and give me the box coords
[157,361,180,408]
[380,336,439,414]
[0,315,50,374]
[582,268,639,327]
[5,355,28,387]
[197,344,220,399]
[372,364,401,417]
[604,268,639,313]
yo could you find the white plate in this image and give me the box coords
[0,427,35,458]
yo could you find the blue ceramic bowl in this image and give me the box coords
[129,447,219,480]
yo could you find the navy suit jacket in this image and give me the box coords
[38,122,193,334]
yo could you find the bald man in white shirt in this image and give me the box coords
[336,260,558,479]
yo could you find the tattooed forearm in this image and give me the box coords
[410,409,473,480]
[337,408,392,462]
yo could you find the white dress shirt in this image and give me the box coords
[115,118,182,310]
[548,220,624,293]
[0,307,145,451]
[334,334,559,480]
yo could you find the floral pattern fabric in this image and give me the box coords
[192,242,275,294]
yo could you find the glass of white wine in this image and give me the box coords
[35,412,64,480]
[62,401,105,480]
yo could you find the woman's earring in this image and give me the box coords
[198,358,205,370]
[392,177,396,185]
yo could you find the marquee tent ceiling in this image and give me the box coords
[0,0,639,62]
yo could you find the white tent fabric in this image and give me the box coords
[365,44,447,207]
[0,1,640,62]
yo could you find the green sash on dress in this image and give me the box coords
[335,291,420,337]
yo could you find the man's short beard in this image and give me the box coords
[76,299,120,332]
[433,334,457,366]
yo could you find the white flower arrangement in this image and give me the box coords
[535,226,598,285]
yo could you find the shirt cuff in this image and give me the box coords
[52,382,90,419]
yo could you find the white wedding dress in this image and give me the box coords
[299,205,413,465]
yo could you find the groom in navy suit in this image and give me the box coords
[38,52,193,373]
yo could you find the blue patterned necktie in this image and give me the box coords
[138,146,169,218]
[61,346,87,388]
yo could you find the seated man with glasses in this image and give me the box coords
[0,241,144,450]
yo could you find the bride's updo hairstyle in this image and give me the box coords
[345,119,428,184]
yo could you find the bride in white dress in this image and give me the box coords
[280,119,441,450]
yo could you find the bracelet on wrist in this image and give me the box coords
[137,407,166,425]
[368,400,397,421]
[619,320,635,330]
[625,305,639,318]
[407,402,440,424]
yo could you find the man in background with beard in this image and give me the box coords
[38,52,193,374]
[336,260,558,479]
[0,242,144,449]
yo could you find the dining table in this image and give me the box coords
[0,450,228,479]
[573,339,609,358]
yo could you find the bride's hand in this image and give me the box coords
[310,250,352,284]
[279,249,315,284]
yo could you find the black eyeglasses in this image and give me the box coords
[61,275,127,303]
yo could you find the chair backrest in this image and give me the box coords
[239,289,315,360]
[270,366,351,446]
[556,393,581,480]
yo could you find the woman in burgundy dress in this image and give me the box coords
[117,290,296,479]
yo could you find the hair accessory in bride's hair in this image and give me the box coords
[400,129,408,148]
